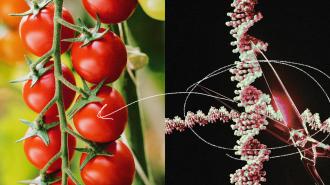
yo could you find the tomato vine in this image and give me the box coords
[11,0,153,184]
[48,0,70,183]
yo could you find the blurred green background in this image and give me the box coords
[0,0,164,184]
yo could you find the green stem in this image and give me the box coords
[65,169,83,185]
[132,149,152,185]
[40,152,62,179]
[118,23,125,41]
[65,127,95,148]
[58,75,89,98]
[118,71,150,185]
[122,134,152,185]
[52,1,69,185]
[57,17,92,37]
[123,22,137,46]
[35,97,57,122]
[57,17,83,33]
[30,50,53,69]
[117,22,150,185]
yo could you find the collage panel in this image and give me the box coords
[0,0,164,185]
[166,1,330,185]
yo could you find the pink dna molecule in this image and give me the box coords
[166,0,330,184]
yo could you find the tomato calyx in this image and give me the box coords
[67,79,105,119]
[76,143,114,170]
[57,16,110,47]
[10,56,53,86]
[9,0,52,17]
[19,172,61,185]
[17,119,59,145]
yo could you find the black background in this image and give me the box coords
[166,0,330,185]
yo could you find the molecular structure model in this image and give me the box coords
[166,0,330,184]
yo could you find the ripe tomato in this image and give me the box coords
[139,0,165,21]
[0,30,26,64]
[19,5,75,56]
[23,62,76,117]
[0,0,29,28]
[71,29,127,84]
[82,0,137,24]
[23,124,76,173]
[80,141,135,185]
[73,86,128,143]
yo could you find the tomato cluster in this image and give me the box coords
[15,0,137,184]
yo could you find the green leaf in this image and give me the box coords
[16,129,37,143]
[16,119,38,142]
[20,119,36,128]
[76,145,113,170]
[10,56,53,86]
[81,77,90,92]
[9,75,30,84]
[30,64,53,87]
[38,64,53,75]
[81,38,93,48]
[67,98,94,119]
[67,80,104,118]
[17,119,51,145]
[20,172,61,185]
[91,79,105,95]
[31,75,39,87]
[37,129,50,146]
[80,28,110,48]
[94,14,101,32]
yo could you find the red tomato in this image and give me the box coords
[23,62,76,117]
[73,86,128,143]
[82,0,137,24]
[0,0,29,28]
[23,124,76,173]
[80,141,135,185]
[71,29,127,84]
[19,5,75,56]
